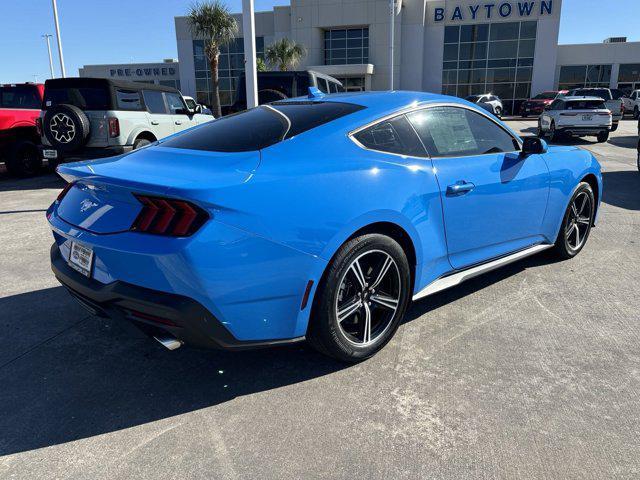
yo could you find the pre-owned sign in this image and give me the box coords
[433,1,554,23]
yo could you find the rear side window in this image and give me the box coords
[116,89,142,110]
[407,106,518,158]
[353,115,426,157]
[316,78,329,94]
[0,86,41,109]
[142,90,166,114]
[44,87,110,110]
[161,102,364,152]
[566,100,605,110]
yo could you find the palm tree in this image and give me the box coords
[265,38,307,71]
[188,1,237,117]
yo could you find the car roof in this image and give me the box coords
[562,96,607,102]
[44,77,179,94]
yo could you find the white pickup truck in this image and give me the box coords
[568,87,623,131]
[622,89,640,119]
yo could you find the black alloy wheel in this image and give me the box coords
[307,234,411,362]
[554,182,595,259]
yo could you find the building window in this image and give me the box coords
[324,28,369,65]
[442,21,537,115]
[558,64,612,91]
[193,37,264,107]
[334,76,366,91]
[617,64,640,94]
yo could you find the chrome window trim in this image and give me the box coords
[348,102,523,159]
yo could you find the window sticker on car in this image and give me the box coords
[427,109,477,155]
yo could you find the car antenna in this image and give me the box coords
[308,87,325,99]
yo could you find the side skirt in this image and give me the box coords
[412,244,553,301]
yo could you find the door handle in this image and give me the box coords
[150,121,159,125]
[446,181,475,196]
[175,121,182,125]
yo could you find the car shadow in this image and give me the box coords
[0,170,65,193]
[0,286,346,456]
[602,169,640,211]
[607,135,638,149]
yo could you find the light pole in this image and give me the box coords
[242,0,258,108]
[51,0,66,77]
[42,34,55,79]
[389,0,394,90]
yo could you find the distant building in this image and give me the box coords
[79,59,180,90]
[174,0,640,114]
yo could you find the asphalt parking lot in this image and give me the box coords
[0,120,639,479]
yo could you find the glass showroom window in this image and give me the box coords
[193,37,264,107]
[558,64,612,91]
[324,28,369,65]
[442,21,537,115]
[616,63,640,94]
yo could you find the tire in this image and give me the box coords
[610,122,619,132]
[43,104,90,153]
[258,89,288,105]
[536,119,545,138]
[553,182,595,260]
[636,139,640,172]
[494,106,503,118]
[306,234,411,362]
[634,106,639,120]
[548,121,560,142]
[5,140,42,177]
[522,113,528,118]
[596,131,609,143]
[133,138,152,150]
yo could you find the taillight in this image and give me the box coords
[36,117,42,136]
[108,117,120,138]
[57,182,74,202]
[131,195,209,236]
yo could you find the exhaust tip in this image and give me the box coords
[154,336,183,351]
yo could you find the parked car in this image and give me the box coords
[228,70,343,113]
[48,90,602,362]
[568,87,623,131]
[465,94,503,117]
[621,89,640,119]
[637,116,640,172]
[538,96,612,142]
[39,78,214,165]
[183,95,214,116]
[520,90,568,117]
[0,83,44,176]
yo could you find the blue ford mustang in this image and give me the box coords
[48,91,602,362]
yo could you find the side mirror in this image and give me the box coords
[521,136,548,155]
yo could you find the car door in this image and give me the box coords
[142,89,174,140]
[407,105,550,269]
[165,91,196,133]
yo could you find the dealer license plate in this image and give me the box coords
[68,242,94,277]
[43,149,58,159]
[582,115,593,121]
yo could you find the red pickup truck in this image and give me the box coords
[0,83,44,176]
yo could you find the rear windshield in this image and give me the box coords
[566,100,606,110]
[44,86,110,110]
[161,101,364,152]
[0,86,41,109]
[572,89,612,100]
[534,92,556,100]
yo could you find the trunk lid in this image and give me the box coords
[56,145,260,234]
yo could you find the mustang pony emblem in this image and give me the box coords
[80,199,99,213]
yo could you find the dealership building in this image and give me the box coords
[174,0,640,114]
[79,59,180,90]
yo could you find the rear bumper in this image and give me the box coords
[50,244,305,350]
[40,145,133,162]
[557,126,609,136]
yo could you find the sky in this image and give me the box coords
[1,0,638,84]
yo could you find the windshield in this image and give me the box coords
[566,100,606,110]
[44,86,110,110]
[533,92,557,100]
[573,89,612,100]
[161,101,365,152]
